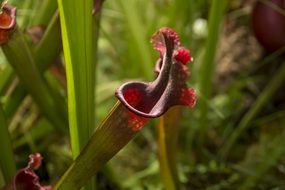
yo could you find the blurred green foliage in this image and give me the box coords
[0,0,285,189]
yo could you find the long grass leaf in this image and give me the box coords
[117,0,153,80]
[57,1,97,189]
[31,0,57,26]
[57,0,95,157]
[197,0,227,143]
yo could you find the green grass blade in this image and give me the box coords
[0,66,13,95]
[220,62,285,159]
[3,82,27,118]
[13,118,54,149]
[117,0,153,80]
[18,0,34,28]
[0,105,16,184]
[57,2,98,189]
[31,0,58,26]
[197,0,227,143]
[34,12,62,72]
[57,0,95,157]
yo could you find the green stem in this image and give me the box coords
[31,0,58,26]
[54,102,142,190]
[197,0,227,144]
[220,62,285,159]
[34,12,62,72]
[0,0,59,96]
[2,28,68,133]
[19,0,34,28]
[3,12,63,120]
[0,65,13,95]
[3,82,26,118]
[0,105,16,184]
[158,107,181,190]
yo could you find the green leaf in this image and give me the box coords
[57,0,96,157]
[31,0,58,26]
[117,0,153,80]
[57,1,98,189]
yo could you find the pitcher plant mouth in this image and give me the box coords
[0,4,16,45]
[115,27,197,118]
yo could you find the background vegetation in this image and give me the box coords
[0,0,285,189]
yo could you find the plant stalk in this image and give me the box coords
[2,27,68,133]
[197,0,227,145]
[158,107,181,190]
[54,102,145,190]
[3,12,64,120]
[0,105,16,184]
